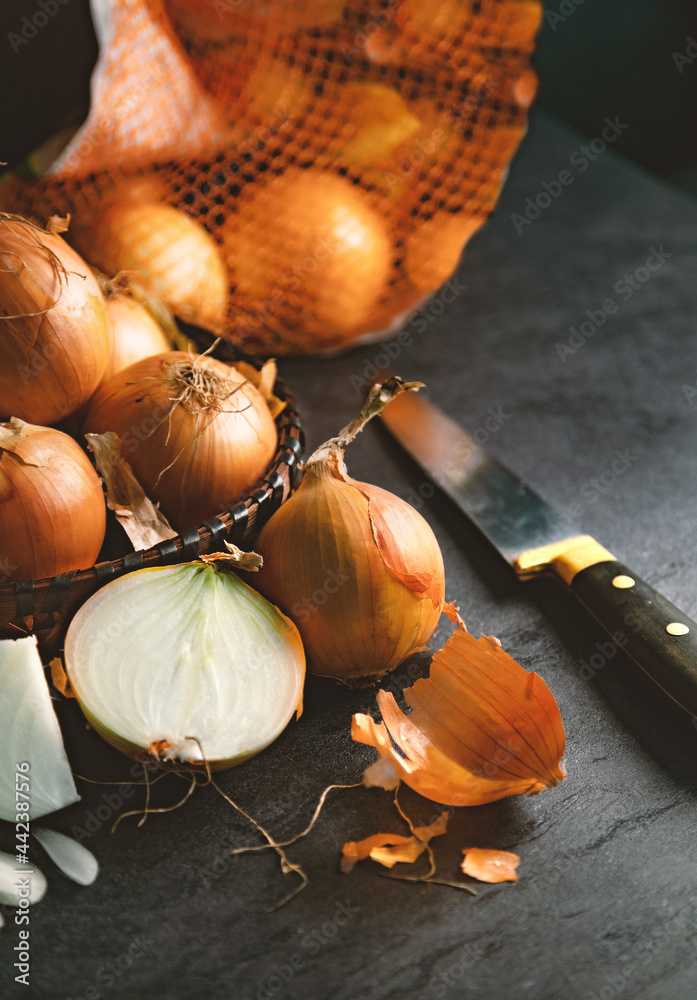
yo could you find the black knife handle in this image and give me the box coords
[570,560,697,716]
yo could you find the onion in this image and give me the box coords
[0,419,106,581]
[0,851,46,907]
[83,351,278,531]
[254,379,445,682]
[32,829,99,886]
[0,213,110,424]
[63,557,306,769]
[70,202,229,333]
[221,168,391,351]
[0,636,80,822]
[102,293,171,383]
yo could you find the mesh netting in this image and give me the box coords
[3,0,541,355]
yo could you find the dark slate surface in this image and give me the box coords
[2,110,697,1000]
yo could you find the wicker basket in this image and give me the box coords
[0,338,304,659]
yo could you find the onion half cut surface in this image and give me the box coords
[63,563,306,769]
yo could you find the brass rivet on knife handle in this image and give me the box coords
[514,535,616,584]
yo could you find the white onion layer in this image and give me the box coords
[0,637,80,822]
[0,850,46,906]
[32,828,99,886]
[64,563,305,767]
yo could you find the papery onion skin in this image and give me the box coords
[82,351,278,530]
[254,455,445,682]
[0,215,110,424]
[0,420,106,581]
[70,202,229,333]
[102,294,171,383]
[63,562,306,770]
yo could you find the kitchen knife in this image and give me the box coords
[380,390,697,717]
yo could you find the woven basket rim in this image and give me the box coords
[0,339,304,653]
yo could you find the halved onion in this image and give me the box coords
[63,561,306,770]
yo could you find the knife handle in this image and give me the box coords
[569,559,697,717]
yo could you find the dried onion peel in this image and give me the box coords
[461,848,520,883]
[354,614,566,806]
[254,379,445,682]
[63,559,305,769]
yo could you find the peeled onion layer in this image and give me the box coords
[0,850,46,906]
[64,563,306,770]
[32,828,99,886]
[0,636,80,822]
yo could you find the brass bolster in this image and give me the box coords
[514,535,616,585]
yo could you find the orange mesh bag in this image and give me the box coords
[4,0,541,355]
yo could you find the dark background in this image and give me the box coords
[3,0,697,193]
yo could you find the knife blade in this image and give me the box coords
[380,390,697,717]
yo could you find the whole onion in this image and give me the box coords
[0,214,110,425]
[0,419,106,582]
[83,351,278,530]
[255,379,445,682]
[102,293,171,383]
[70,202,229,334]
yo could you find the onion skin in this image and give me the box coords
[70,202,229,333]
[0,216,110,424]
[83,351,278,530]
[102,294,171,382]
[254,455,445,682]
[0,421,106,582]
